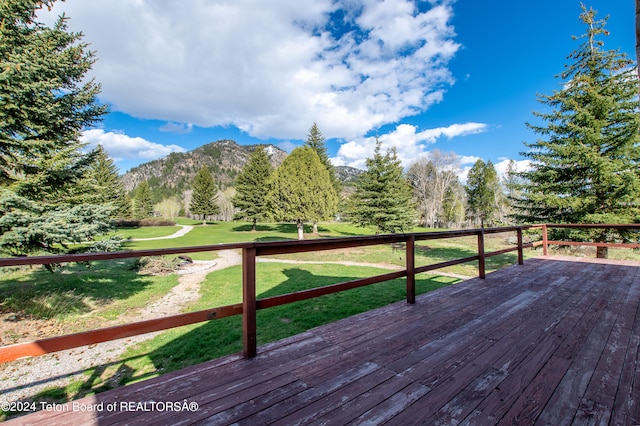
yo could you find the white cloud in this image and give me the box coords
[494,158,532,177]
[457,166,473,184]
[459,155,482,165]
[40,0,459,140]
[276,141,299,153]
[458,158,531,185]
[333,122,487,169]
[159,122,193,134]
[80,129,186,163]
[419,122,488,142]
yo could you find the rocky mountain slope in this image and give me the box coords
[120,139,361,201]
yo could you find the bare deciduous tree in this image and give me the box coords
[408,150,461,228]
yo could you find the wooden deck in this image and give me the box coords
[7,255,640,425]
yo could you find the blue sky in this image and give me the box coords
[41,0,635,178]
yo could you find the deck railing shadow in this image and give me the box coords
[0,224,638,363]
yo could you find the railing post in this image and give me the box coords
[477,229,486,279]
[242,247,257,358]
[542,224,548,256]
[406,236,415,304]
[517,228,524,265]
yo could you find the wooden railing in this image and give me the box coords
[532,224,640,255]
[5,223,638,363]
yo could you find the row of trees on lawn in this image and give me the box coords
[217,128,514,240]
[131,130,510,238]
[226,125,417,240]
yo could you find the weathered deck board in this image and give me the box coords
[6,255,640,425]
[456,262,606,425]
[610,268,640,425]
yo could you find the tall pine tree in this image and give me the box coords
[133,181,154,219]
[304,123,340,233]
[0,1,112,255]
[304,123,340,193]
[232,147,273,231]
[266,147,338,240]
[79,145,129,218]
[348,140,416,234]
[514,5,640,258]
[190,165,219,224]
[466,159,500,228]
[1,1,106,190]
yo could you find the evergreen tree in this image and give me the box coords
[0,1,106,191]
[501,160,524,224]
[348,140,416,234]
[232,147,273,231]
[637,0,640,83]
[133,181,154,219]
[80,145,128,218]
[123,193,134,218]
[0,1,111,255]
[503,160,522,202]
[304,123,340,232]
[514,6,640,258]
[466,159,500,228]
[0,188,113,256]
[190,166,219,224]
[266,146,338,240]
[304,123,340,191]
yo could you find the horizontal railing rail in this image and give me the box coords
[3,223,620,363]
[531,224,640,255]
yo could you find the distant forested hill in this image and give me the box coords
[121,139,361,203]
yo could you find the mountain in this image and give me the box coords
[121,139,362,201]
[335,164,362,184]
[121,140,287,199]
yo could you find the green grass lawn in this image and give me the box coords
[119,221,380,260]
[127,221,376,246]
[107,225,183,240]
[0,221,553,325]
[0,260,179,335]
[0,221,414,324]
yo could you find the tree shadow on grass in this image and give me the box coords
[329,228,361,236]
[0,260,162,319]
[415,244,520,273]
[231,223,280,232]
[416,243,473,258]
[274,223,310,234]
[145,267,455,376]
[232,222,330,235]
